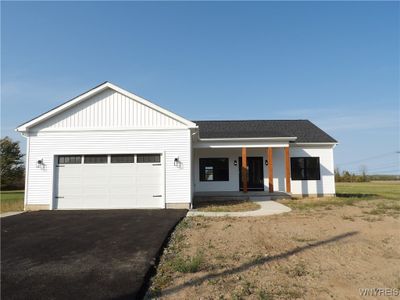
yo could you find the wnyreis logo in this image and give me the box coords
[359,288,400,297]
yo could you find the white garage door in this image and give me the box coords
[54,154,164,209]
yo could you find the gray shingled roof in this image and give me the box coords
[193,120,337,143]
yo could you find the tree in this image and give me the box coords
[1,137,25,189]
[334,167,342,182]
[359,165,369,182]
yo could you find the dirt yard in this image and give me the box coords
[149,183,400,299]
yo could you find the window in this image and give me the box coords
[58,155,81,164]
[84,155,108,164]
[199,158,229,181]
[111,154,135,163]
[137,154,161,163]
[291,157,320,180]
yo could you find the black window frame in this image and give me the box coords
[199,158,229,182]
[137,154,161,163]
[58,155,82,164]
[110,154,135,164]
[84,155,108,164]
[290,157,321,180]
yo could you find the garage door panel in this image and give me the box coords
[57,197,83,209]
[136,178,162,186]
[134,197,161,208]
[55,155,164,209]
[108,177,136,185]
[109,167,136,176]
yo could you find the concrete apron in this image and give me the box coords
[0,211,24,218]
[187,198,292,217]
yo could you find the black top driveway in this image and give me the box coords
[1,209,187,300]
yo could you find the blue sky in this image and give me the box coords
[2,1,399,174]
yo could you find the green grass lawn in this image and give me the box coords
[336,181,400,200]
[1,190,24,212]
[282,181,400,213]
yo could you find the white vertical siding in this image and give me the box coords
[26,130,191,206]
[30,89,186,131]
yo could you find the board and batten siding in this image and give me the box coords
[31,89,186,131]
[26,130,192,207]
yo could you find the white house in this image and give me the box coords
[16,82,337,210]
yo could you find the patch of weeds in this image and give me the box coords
[341,215,355,221]
[176,218,192,230]
[148,286,162,298]
[231,281,255,299]
[149,217,193,293]
[170,252,204,273]
[258,289,274,300]
[286,261,309,277]
[207,278,220,286]
[274,284,305,299]
[241,281,254,296]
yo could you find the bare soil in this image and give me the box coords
[150,199,400,299]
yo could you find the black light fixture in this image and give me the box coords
[36,159,44,168]
[234,160,238,166]
[265,160,268,166]
[174,157,180,166]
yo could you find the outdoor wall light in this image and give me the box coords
[174,157,180,166]
[265,160,269,166]
[36,159,44,168]
[234,160,238,166]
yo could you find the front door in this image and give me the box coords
[239,157,264,191]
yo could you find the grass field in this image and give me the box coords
[0,190,24,213]
[336,181,400,200]
[281,181,400,212]
[150,181,400,299]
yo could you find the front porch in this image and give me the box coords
[192,142,293,203]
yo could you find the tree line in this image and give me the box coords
[1,137,25,190]
[335,168,399,182]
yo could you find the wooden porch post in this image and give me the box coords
[267,147,274,193]
[242,147,247,192]
[285,147,291,193]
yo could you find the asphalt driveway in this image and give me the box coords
[1,209,187,300]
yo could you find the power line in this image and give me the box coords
[366,163,400,171]
[337,151,399,166]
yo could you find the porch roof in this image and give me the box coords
[193,120,337,143]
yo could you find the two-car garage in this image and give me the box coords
[54,154,164,209]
